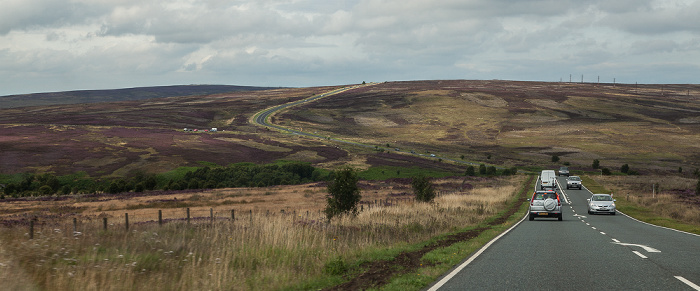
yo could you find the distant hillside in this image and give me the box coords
[0,85,275,109]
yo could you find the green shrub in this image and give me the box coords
[465,166,476,176]
[325,167,361,220]
[412,175,435,202]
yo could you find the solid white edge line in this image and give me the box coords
[675,276,700,291]
[612,239,620,243]
[427,213,527,291]
[633,251,648,259]
[617,210,700,237]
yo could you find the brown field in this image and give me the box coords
[2,80,699,178]
[0,176,523,290]
[279,80,700,173]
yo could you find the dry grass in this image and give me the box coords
[0,177,523,290]
[596,175,700,225]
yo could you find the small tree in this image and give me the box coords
[479,164,487,175]
[325,167,361,220]
[465,166,476,176]
[486,166,497,176]
[592,159,600,169]
[620,164,630,174]
[551,155,560,163]
[412,175,435,202]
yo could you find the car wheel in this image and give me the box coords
[558,214,562,221]
[588,210,592,214]
[529,214,534,221]
[611,211,616,215]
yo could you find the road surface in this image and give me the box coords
[429,176,700,290]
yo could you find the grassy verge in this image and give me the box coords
[375,175,533,290]
[585,175,700,235]
[0,176,526,290]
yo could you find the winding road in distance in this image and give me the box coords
[428,176,700,290]
[250,83,481,167]
[250,84,700,289]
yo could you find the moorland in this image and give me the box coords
[1,80,700,290]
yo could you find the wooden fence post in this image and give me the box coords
[249,209,253,225]
[125,213,129,231]
[29,220,34,240]
[187,208,191,224]
[103,217,107,230]
[231,209,235,221]
[158,210,163,226]
[210,208,214,223]
[73,217,77,234]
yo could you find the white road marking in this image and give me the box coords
[618,210,700,238]
[612,239,620,243]
[427,213,528,291]
[612,242,661,253]
[600,232,606,235]
[592,227,597,230]
[675,276,700,290]
[633,251,648,259]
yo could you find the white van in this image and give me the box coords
[540,170,557,189]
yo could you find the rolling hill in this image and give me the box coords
[0,85,275,109]
[1,80,699,178]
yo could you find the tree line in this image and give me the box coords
[1,162,325,198]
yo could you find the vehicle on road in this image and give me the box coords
[528,190,562,221]
[540,170,557,189]
[587,194,616,215]
[558,166,570,176]
[566,176,582,190]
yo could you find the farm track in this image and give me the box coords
[324,176,533,290]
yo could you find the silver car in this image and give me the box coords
[528,190,562,221]
[587,194,616,215]
[566,176,582,190]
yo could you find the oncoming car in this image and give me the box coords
[566,176,582,190]
[587,194,616,215]
[528,190,562,221]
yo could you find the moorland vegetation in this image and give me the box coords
[1,80,700,290]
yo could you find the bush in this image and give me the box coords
[486,166,497,176]
[324,167,361,220]
[552,155,560,163]
[465,166,476,176]
[38,185,53,195]
[479,164,486,175]
[620,164,630,174]
[412,175,436,202]
[601,168,612,175]
[592,159,600,169]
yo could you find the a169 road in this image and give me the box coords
[429,176,700,290]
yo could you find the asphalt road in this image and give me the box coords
[429,176,700,290]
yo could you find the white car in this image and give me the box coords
[566,176,582,190]
[587,194,616,215]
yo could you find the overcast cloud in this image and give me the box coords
[1,0,699,95]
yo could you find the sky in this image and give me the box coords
[2,0,700,96]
